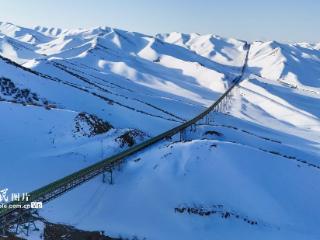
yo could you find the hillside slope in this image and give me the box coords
[40,43,320,239]
[0,22,247,203]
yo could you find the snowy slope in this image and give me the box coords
[248,41,320,93]
[0,22,319,240]
[157,32,247,68]
[0,23,247,200]
[40,73,320,240]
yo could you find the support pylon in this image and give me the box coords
[14,210,39,237]
[103,168,113,185]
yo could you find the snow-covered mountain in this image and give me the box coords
[0,21,247,195]
[0,22,319,240]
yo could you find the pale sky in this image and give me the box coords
[0,0,319,43]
